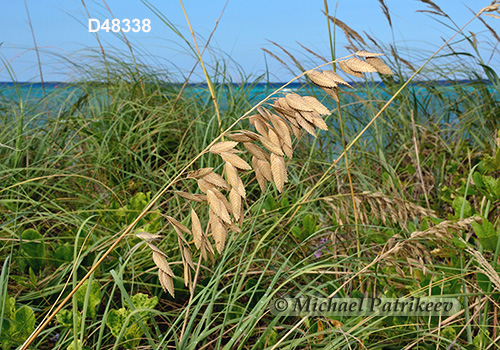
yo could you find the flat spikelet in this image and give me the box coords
[202,172,230,190]
[302,96,330,115]
[338,60,364,78]
[355,49,383,57]
[366,57,393,74]
[259,135,284,156]
[190,208,203,250]
[174,191,207,203]
[186,167,213,179]
[322,70,353,88]
[244,142,269,160]
[220,152,252,170]
[270,153,287,193]
[285,93,314,112]
[227,131,259,142]
[344,57,377,73]
[209,141,238,154]
[307,70,338,88]
[207,190,231,224]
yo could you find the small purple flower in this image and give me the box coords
[313,237,330,258]
[50,333,59,342]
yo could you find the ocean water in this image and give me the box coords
[0,80,495,125]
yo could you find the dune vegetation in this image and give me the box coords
[2,1,500,349]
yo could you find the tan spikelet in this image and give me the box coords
[197,178,215,193]
[310,115,328,131]
[307,70,338,88]
[175,191,207,203]
[355,49,383,57]
[338,60,364,77]
[255,157,273,181]
[271,153,287,193]
[299,111,315,123]
[207,190,231,224]
[202,172,230,190]
[209,141,238,154]
[135,232,162,241]
[210,214,227,253]
[191,208,203,249]
[249,114,270,136]
[227,131,259,142]
[322,70,353,88]
[259,135,284,156]
[285,93,314,112]
[167,216,192,235]
[322,87,339,102]
[183,246,195,271]
[229,188,242,222]
[302,96,330,115]
[295,112,317,137]
[366,57,393,74]
[344,57,377,73]
[252,156,268,191]
[212,188,233,215]
[220,152,252,170]
[152,251,174,277]
[158,270,175,297]
[244,142,269,160]
[267,128,281,147]
[224,162,246,198]
[186,167,213,179]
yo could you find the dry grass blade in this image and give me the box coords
[220,151,252,170]
[186,167,213,179]
[322,70,353,88]
[191,208,203,249]
[209,141,238,154]
[227,130,260,142]
[175,191,207,203]
[285,93,314,112]
[366,57,393,74]
[344,57,377,73]
[338,60,364,78]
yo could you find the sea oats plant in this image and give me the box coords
[135,50,394,298]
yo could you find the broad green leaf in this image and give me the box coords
[76,280,102,318]
[451,197,472,218]
[472,219,499,251]
[20,229,45,272]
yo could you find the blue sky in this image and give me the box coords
[1,1,499,82]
